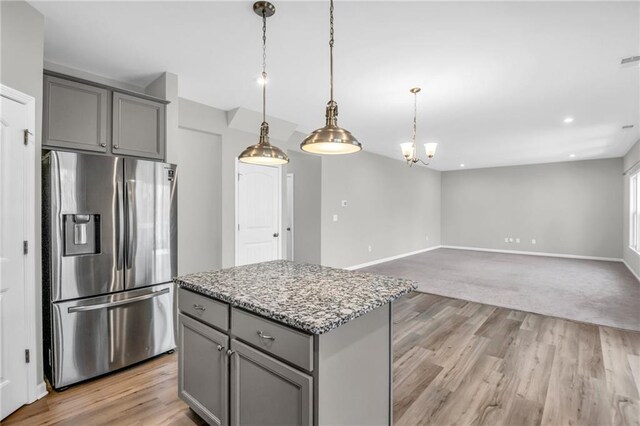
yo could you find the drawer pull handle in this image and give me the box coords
[217,345,224,351]
[257,330,276,341]
[193,304,206,312]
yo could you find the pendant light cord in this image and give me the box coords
[412,91,417,153]
[262,10,267,124]
[329,0,334,103]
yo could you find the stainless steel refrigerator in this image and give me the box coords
[42,150,177,389]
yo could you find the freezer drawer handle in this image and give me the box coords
[67,288,170,313]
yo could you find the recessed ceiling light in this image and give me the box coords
[460,163,465,168]
[569,154,576,158]
[563,117,574,124]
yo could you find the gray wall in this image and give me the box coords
[321,152,441,268]
[176,128,222,274]
[623,140,640,276]
[177,98,321,268]
[1,0,45,385]
[442,159,623,259]
[285,150,322,264]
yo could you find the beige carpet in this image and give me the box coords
[362,248,640,331]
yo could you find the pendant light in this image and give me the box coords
[400,87,437,167]
[300,0,362,155]
[238,1,289,165]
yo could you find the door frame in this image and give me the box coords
[234,159,283,266]
[0,84,43,403]
[286,173,294,261]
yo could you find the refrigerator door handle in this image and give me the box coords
[67,288,170,313]
[116,179,124,270]
[125,180,136,269]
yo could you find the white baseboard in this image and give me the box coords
[441,245,622,263]
[345,246,442,270]
[623,260,640,283]
[30,381,47,402]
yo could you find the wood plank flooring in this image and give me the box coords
[4,292,640,425]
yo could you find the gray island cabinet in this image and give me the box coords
[174,260,416,426]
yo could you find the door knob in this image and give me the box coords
[273,233,279,238]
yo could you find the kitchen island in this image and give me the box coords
[174,260,416,426]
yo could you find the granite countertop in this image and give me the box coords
[174,260,417,334]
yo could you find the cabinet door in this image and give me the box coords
[178,314,228,426]
[112,92,165,159]
[43,75,109,152]
[230,339,312,426]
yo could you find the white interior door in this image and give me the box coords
[236,162,281,266]
[0,90,31,419]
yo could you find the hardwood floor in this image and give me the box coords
[5,292,640,425]
[393,292,640,426]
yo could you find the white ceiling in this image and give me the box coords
[31,1,640,170]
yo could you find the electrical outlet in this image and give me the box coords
[532,239,536,244]
[504,237,509,243]
[341,200,348,207]
[509,238,514,243]
[368,245,372,252]
[333,214,338,222]
[515,238,520,243]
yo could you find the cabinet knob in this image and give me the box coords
[226,349,235,357]
[217,345,224,351]
[113,145,119,149]
[100,142,106,147]
[273,233,279,238]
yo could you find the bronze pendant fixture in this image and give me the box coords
[238,1,289,165]
[300,0,362,155]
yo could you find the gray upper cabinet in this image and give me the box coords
[112,92,165,159]
[179,314,228,426]
[44,75,109,152]
[230,339,312,426]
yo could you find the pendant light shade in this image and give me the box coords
[300,102,361,155]
[400,142,415,161]
[300,0,361,155]
[239,2,289,165]
[424,142,438,158]
[238,122,289,165]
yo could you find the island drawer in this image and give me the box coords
[179,288,229,331]
[231,307,313,371]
